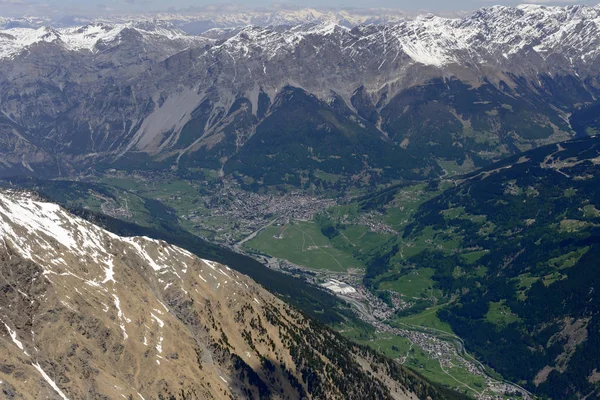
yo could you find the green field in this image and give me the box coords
[436,158,477,177]
[583,204,600,218]
[97,175,258,240]
[391,226,462,265]
[395,304,455,335]
[243,221,364,272]
[369,335,414,359]
[460,250,487,265]
[342,329,413,360]
[383,184,439,231]
[485,301,520,326]
[101,176,203,214]
[378,268,438,299]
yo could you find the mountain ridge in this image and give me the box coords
[1,4,600,187]
[0,188,463,399]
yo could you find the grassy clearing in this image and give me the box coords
[383,183,436,231]
[337,322,374,342]
[332,224,394,259]
[515,273,538,300]
[485,301,520,326]
[460,250,487,264]
[99,177,146,191]
[559,219,590,233]
[369,335,414,359]
[395,226,462,261]
[437,158,476,177]
[547,247,589,270]
[313,169,344,183]
[243,221,363,272]
[395,304,454,335]
[378,268,437,299]
[442,207,487,224]
[342,330,413,360]
[583,204,600,218]
[441,207,466,220]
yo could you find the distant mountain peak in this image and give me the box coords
[0,20,206,59]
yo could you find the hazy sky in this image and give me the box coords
[1,0,598,17]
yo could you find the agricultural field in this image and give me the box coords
[377,268,440,299]
[394,304,455,335]
[243,221,364,272]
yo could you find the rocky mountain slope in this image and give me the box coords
[1,5,600,186]
[0,189,464,399]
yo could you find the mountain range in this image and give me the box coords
[1,4,600,188]
[0,8,411,33]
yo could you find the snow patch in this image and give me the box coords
[112,294,130,340]
[157,301,169,312]
[150,312,164,328]
[32,362,70,400]
[2,322,24,351]
[101,257,116,284]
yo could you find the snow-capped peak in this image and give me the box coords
[3,4,600,66]
[188,4,600,68]
[0,20,200,59]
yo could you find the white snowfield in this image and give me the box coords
[0,190,199,280]
[2,4,600,66]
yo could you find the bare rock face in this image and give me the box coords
[0,189,438,399]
